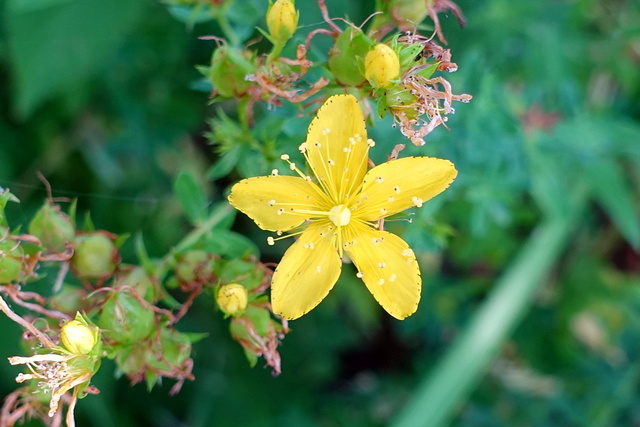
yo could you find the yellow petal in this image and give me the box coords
[271,222,342,320]
[228,175,328,232]
[304,94,369,202]
[351,157,457,221]
[343,222,421,320]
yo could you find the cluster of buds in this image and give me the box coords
[0,188,289,425]
[201,0,470,148]
[214,257,289,375]
[169,250,289,374]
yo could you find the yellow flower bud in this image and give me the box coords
[364,43,401,89]
[266,0,299,43]
[60,313,99,355]
[216,283,248,316]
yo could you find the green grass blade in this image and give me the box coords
[392,203,586,427]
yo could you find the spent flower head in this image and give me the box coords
[8,312,101,427]
[228,94,457,320]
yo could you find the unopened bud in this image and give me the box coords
[216,283,248,316]
[266,0,299,43]
[60,313,99,355]
[364,43,400,89]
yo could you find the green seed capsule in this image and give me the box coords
[71,233,117,280]
[29,203,75,253]
[328,27,373,87]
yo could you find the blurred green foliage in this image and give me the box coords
[1,0,640,426]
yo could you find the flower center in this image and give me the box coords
[328,204,351,227]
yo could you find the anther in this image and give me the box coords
[268,200,276,206]
[271,169,279,176]
[356,272,364,278]
[267,237,275,246]
[280,154,290,160]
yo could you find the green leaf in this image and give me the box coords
[174,171,208,225]
[585,158,640,248]
[6,0,145,117]
[207,145,241,180]
[0,189,19,227]
[203,229,259,259]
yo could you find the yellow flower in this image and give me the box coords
[228,94,457,320]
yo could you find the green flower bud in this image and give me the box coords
[98,290,155,344]
[175,250,214,283]
[71,233,118,280]
[328,27,373,87]
[364,43,401,89]
[266,0,299,43]
[29,203,75,252]
[60,313,99,355]
[216,283,248,316]
[209,46,255,98]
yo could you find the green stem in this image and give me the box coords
[266,39,286,65]
[213,9,240,47]
[391,195,587,427]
